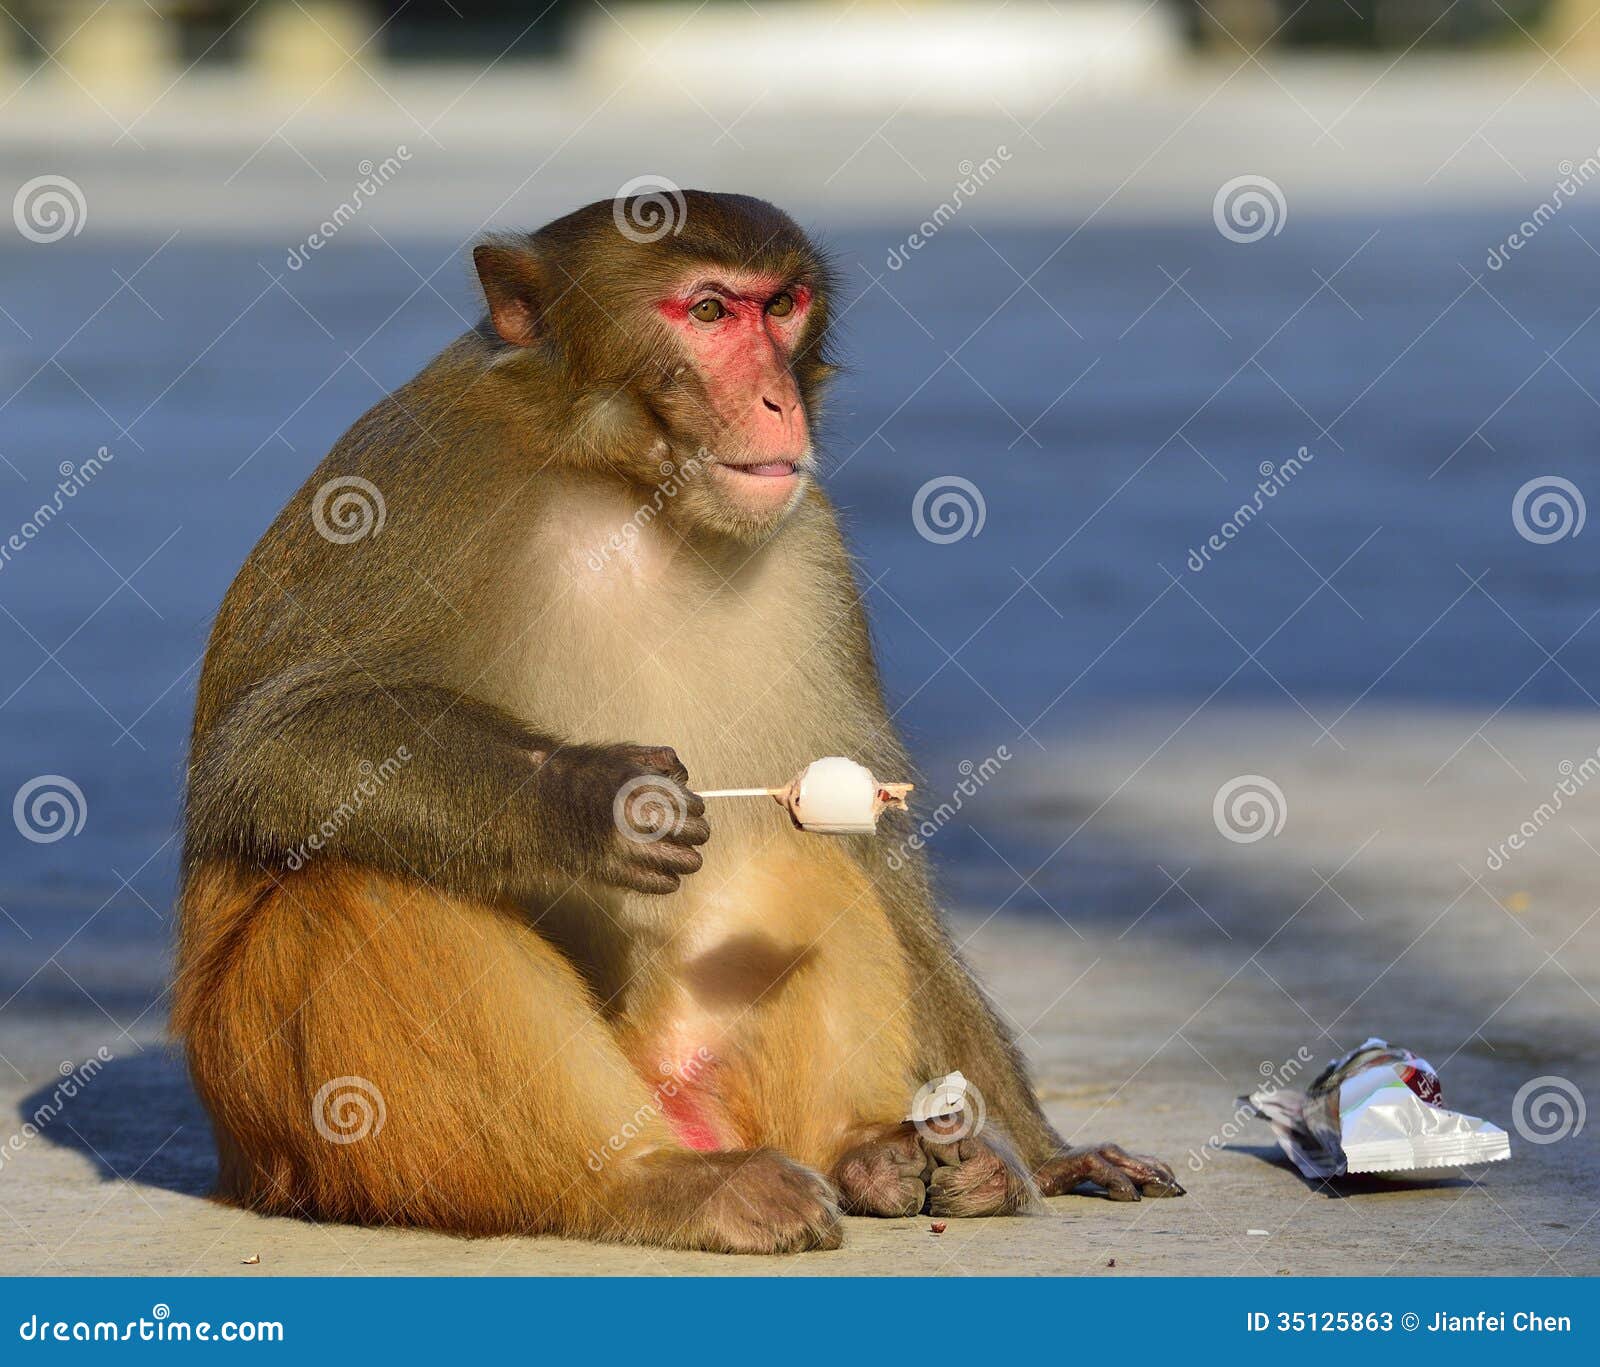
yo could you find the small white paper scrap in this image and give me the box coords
[907,1071,968,1123]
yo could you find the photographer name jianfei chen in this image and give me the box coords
[1426,1311,1572,1333]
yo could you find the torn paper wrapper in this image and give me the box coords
[907,1071,969,1123]
[1243,1038,1510,1181]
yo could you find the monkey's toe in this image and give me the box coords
[1036,1142,1186,1201]
[925,1137,1039,1218]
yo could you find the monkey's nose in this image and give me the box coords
[760,393,799,424]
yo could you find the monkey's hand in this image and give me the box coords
[1034,1143,1185,1201]
[832,1121,1040,1218]
[541,742,709,895]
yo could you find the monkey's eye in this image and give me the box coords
[766,292,795,318]
[689,298,727,323]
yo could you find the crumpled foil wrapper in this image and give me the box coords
[1242,1038,1511,1180]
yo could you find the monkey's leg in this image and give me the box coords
[173,860,840,1252]
[863,859,1185,1201]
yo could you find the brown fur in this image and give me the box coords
[173,192,1176,1252]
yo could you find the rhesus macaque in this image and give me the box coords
[173,191,1182,1253]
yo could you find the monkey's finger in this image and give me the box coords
[636,842,703,876]
[675,813,711,846]
[1080,1153,1141,1201]
[632,745,690,785]
[1097,1143,1185,1196]
[610,865,681,896]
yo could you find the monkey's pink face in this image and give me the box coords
[658,273,814,517]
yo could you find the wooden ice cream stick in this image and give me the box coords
[697,787,785,799]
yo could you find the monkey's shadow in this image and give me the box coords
[23,1048,218,1197]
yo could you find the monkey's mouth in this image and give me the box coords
[716,460,799,479]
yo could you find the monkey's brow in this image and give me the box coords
[681,276,795,301]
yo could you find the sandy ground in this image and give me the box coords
[1,708,1595,1277]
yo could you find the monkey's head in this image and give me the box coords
[473,191,839,545]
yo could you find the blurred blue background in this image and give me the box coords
[2,0,1598,1031]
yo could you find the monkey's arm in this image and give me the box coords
[185,670,708,901]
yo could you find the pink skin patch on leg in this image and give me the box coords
[658,1090,722,1152]
[652,1045,723,1151]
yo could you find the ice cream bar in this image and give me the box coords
[699,756,912,835]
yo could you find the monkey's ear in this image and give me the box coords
[473,242,545,348]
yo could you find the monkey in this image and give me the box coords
[172,191,1183,1254]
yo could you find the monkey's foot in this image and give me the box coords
[1035,1143,1185,1201]
[643,1148,842,1254]
[923,1131,1042,1217]
[832,1122,1039,1218]
[832,1122,931,1216]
